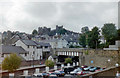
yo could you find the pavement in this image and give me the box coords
[19,64,45,69]
[0,64,46,73]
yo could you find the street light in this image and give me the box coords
[116,63,119,67]
[40,55,42,65]
[107,59,110,68]
[108,59,110,62]
[32,55,34,68]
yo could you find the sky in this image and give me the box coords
[0,0,118,34]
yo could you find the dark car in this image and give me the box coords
[19,75,32,78]
[54,70,65,77]
[42,73,49,78]
[33,73,49,78]
[64,67,74,74]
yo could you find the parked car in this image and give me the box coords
[81,65,88,68]
[77,71,86,75]
[54,70,65,77]
[90,67,101,72]
[49,72,57,78]
[70,68,82,75]
[84,66,94,71]
[64,67,74,74]
[33,73,43,77]
[19,75,32,78]
[33,73,49,78]
[42,73,49,78]
[95,67,105,72]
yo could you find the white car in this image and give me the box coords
[84,66,94,71]
[49,72,57,78]
[33,73,43,77]
[70,69,82,75]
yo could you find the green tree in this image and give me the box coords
[69,45,74,48]
[116,29,120,40]
[45,60,54,67]
[79,34,86,48]
[2,53,21,72]
[32,29,38,36]
[102,23,117,45]
[87,27,101,49]
[65,58,72,64]
[81,26,89,34]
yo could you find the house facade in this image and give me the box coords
[15,39,51,61]
[0,45,28,64]
[39,39,68,49]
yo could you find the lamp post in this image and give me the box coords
[107,59,110,68]
[116,63,119,67]
[40,55,41,65]
[32,55,34,68]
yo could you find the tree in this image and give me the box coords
[32,29,38,36]
[79,34,86,48]
[116,29,120,40]
[2,53,21,72]
[102,23,117,45]
[45,60,54,67]
[69,45,74,48]
[65,58,72,64]
[87,27,101,49]
[81,26,89,34]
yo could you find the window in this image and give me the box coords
[40,46,43,48]
[45,46,48,48]
[25,53,27,56]
[33,51,35,54]
[27,46,29,48]
[33,46,35,48]
[1,54,4,57]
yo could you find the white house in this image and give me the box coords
[15,39,51,61]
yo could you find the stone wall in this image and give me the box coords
[82,49,120,67]
[54,48,120,67]
[81,66,120,78]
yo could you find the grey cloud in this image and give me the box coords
[0,2,118,33]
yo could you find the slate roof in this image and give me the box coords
[21,40,37,46]
[62,35,79,43]
[35,41,51,47]
[1,45,28,54]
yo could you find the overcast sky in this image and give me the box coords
[0,0,118,34]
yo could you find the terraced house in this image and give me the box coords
[15,39,51,61]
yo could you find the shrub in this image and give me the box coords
[85,50,89,55]
[65,58,72,64]
[2,53,21,72]
[45,60,54,67]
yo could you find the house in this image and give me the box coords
[15,39,51,61]
[39,38,68,48]
[32,35,51,42]
[35,41,51,59]
[62,34,80,47]
[0,45,28,64]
